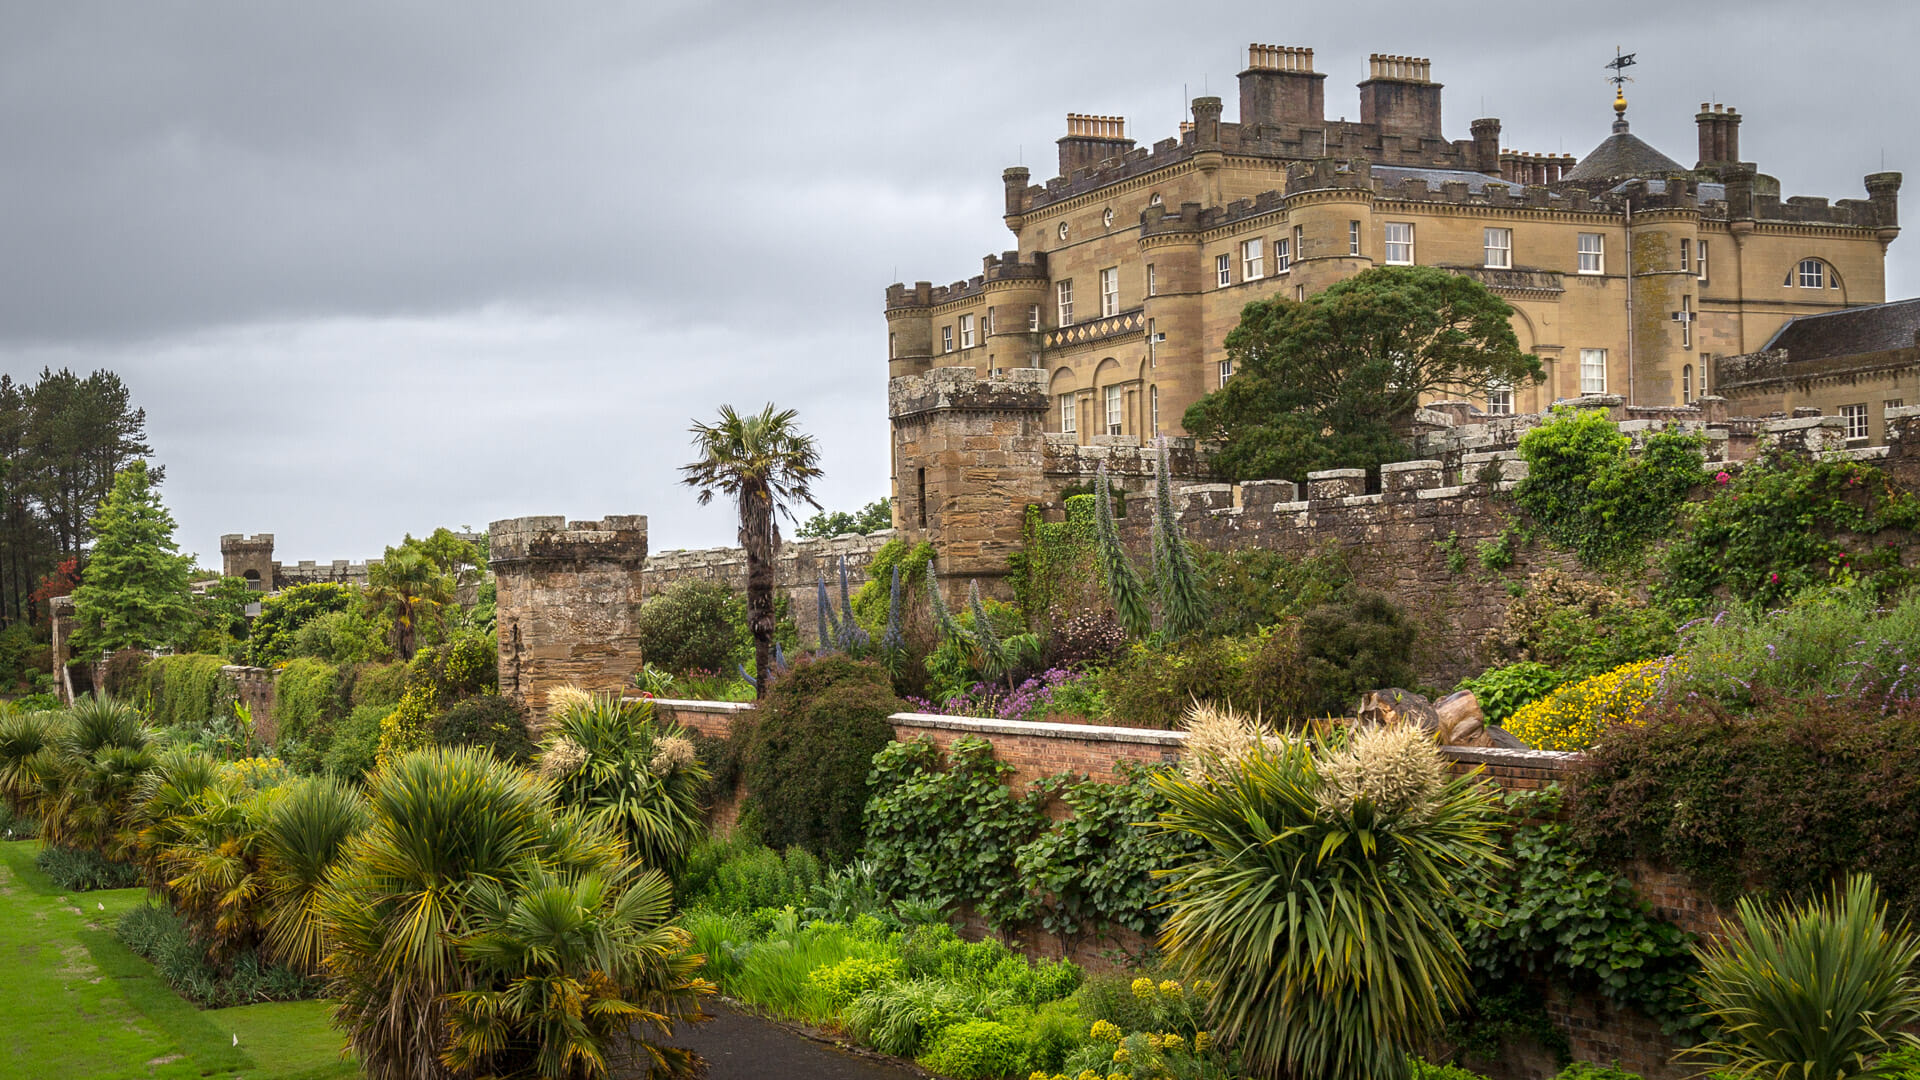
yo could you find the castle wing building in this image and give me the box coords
[884,44,1901,466]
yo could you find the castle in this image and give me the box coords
[882,44,1902,470]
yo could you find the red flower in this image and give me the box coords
[1714,470,1732,485]
[1768,572,1781,584]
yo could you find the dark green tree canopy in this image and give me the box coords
[1184,266,1543,482]
[69,460,192,657]
[795,497,891,539]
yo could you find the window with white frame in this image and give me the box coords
[1275,237,1291,273]
[1099,267,1119,317]
[1216,253,1232,287]
[1678,296,1693,349]
[1699,355,1711,394]
[1028,304,1040,332]
[1792,259,1827,289]
[1219,357,1233,386]
[1697,239,1709,282]
[1486,378,1513,415]
[1349,220,1361,256]
[1578,233,1605,274]
[1580,348,1608,394]
[1149,385,1160,433]
[1146,318,1158,367]
[1241,238,1264,280]
[941,326,953,353]
[1057,280,1074,326]
[1682,364,1694,404]
[1384,222,1414,265]
[1146,264,1157,297]
[1295,284,1305,301]
[1484,228,1512,269]
[1841,403,1869,442]
[1888,398,1906,412]
[1105,385,1124,434]
[985,307,995,335]
[1293,225,1304,263]
[1679,239,1691,272]
[1059,393,1077,435]
[958,314,975,349]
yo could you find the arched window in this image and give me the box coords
[1786,258,1839,289]
[1682,364,1694,404]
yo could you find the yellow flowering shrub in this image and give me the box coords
[1504,656,1682,751]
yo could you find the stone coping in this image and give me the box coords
[1440,744,1582,769]
[888,711,1187,746]
[648,698,756,714]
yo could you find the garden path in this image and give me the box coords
[645,1000,923,1079]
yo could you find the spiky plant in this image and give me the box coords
[1684,874,1920,1080]
[1094,462,1151,638]
[925,563,960,640]
[257,775,368,974]
[0,704,61,817]
[158,780,266,961]
[1151,437,1209,639]
[1150,727,1506,1080]
[965,579,1008,676]
[881,565,906,656]
[816,575,837,652]
[836,557,870,654]
[130,747,221,873]
[537,692,709,875]
[39,696,155,855]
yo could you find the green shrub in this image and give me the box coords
[272,657,339,747]
[1676,590,1920,710]
[1015,763,1206,937]
[1515,408,1706,569]
[634,579,747,676]
[846,978,974,1056]
[1298,589,1417,715]
[36,845,139,891]
[117,903,320,1007]
[1072,972,1161,1034]
[1012,998,1088,1073]
[344,662,407,709]
[1200,543,1354,636]
[287,607,388,664]
[430,695,534,764]
[1571,695,1920,916]
[919,1019,1024,1080]
[142,653,233,729]
[1554,1064,1643,1080]
[1456,662,1568,725]
[1099,627,1309,727]
[322,703,388,780]
[1411,1058,1495,1080]
[677,836,824,913]
[1492,571,1676,679]
[101,650,152,700]
[804,955,903,1009]
[742,655,900,861]
[244,583,353,666]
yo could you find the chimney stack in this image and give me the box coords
[1056,114,1134,178]
[1470,117,1501,175]
[1358,54,1443,140]
[1239,44,1326,129]
[1695,103,1744,171]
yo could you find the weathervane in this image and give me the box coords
[1605,47,1637,121]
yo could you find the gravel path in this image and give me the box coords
[651,1001,923,1080]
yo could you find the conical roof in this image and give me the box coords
[1564,119,1686,183]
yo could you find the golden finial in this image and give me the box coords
[1614,86,1628,117]
[1605,48,1636,121]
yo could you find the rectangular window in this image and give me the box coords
[1241,238,1264,280]
[1057,280,1074,326]
[1842,403,1870,442]
[1888,399,1906,411]
[985,307,995,335]
[1059,393,1077,435]
[1295,284,1306,301]
[1798,259,1825,289]
[1275,237,1291,273]
[1487,379,1513,416]
[1293,225,1305,262]
[1580,348,1608,394]
[1682,364,1694,404]
[1679,296,1693,349]
[958,314,975,349]
[1578,233,1605,274]
[1697,239,1709,282]
[1028,304,1040,331]
[1100,267,1119,317]
[1146,318,1158,367]
[1218,357,1233,386]
[1105,385,1124,435]
[1349,220,1361,256]
[1699,355,1711,394]
[941,326,953,353]
[888,332,896,360]
[1483,228,1512,269]
[1149,385,1160,433]
[1146,264,1157,297]
[1679,239,1691,272]
[1384,222,1414,265]
[1216,253,1232,287]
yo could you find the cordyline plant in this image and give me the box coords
[1090,439,1209,639]
[1150,724,1507,1080]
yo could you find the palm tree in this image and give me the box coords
[1150,723,1507,1080]
[537,689,709,876]
[680,404,822,698]
[257,775,367,975]
[366,547,453,660]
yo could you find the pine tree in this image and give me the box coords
[69,460,193,658]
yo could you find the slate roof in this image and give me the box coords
[1563,124,1686,183]
[1761,298,1920,360]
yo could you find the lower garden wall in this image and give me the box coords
[653,698,1723,1080]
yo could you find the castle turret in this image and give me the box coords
[1470,117,1501,175]
[219,533,275,590]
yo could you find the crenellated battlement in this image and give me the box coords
[489,515,650,567]
[888,365,1047,420]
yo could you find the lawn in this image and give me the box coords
[0,840,357,1080]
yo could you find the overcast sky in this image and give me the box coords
[1,0,1913,567]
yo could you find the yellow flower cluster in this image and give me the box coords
[219,755,290,792]
[1089,1020,1124,1042]
[1505,656,1683,751]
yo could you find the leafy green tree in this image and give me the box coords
[1514,407,1706,569]
[795,497,891,539]
[184,576,255,656]
[1184,266,1543,481]
[681,404,823,698]
[244,583,354,666]
[69,461,193,658]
